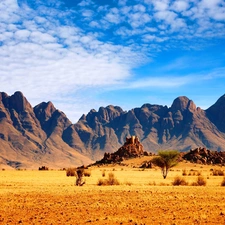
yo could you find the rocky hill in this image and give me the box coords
[95,136,150,164]
[1,91,225,169]
[182,147,225,165]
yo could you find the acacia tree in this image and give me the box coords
[152,150,180,179]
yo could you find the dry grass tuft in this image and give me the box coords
[102,170,106,177]
[97,172,120,186]
[212,169,224,176]
[66,168,76,176]
[221,177,225,186]
[182,169,187,176]
[191,175,207,186]
[172,176,188,186]
[83,169,91,177]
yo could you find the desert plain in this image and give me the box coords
[1,158,225,225]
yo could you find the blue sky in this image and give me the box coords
[0,0,225,122]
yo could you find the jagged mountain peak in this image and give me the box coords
[206,94,225,133]
[1,91,225,169]
[84,105,124,125]
[34,101,56,122]
[1,91,32,113]
[0,92,9,101]
[207,94,225,110]
[171,96,196,112]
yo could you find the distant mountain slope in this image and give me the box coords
[73,95,225,159]
[0,91,92,169]
[1,91,225,169]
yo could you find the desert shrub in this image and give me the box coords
[148,181,156,186]
[97,178,106,186]
[221,177,225,186]
[182,169,187,176]
[107,173,120,185]
[191,175,207,186]
[39,166,49,171]
[83,169,91,177]
[66,167,76,176]
[159,182,170,186]
[124,181,133,186]
[197,171,202,176]
[102,170,106,177]
[212,169,224,176]
[172,176,188,186]
[97,172,120,186]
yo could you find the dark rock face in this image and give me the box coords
[206,94,225,133]
[96,136,149,164]
[182,147,225,165]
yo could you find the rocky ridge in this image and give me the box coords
[1,91,225,169]
[182,147,225,165]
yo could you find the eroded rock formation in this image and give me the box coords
[182,147,225,165]
[96,136,149,164]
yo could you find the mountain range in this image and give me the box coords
[1,91,225,169]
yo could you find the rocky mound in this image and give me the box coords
[95,136,149,164]
[182,147,225,165]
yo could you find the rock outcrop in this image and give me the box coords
[95,136,149,164]
[182,147,225,165]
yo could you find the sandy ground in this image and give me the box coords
[1,163,225,225]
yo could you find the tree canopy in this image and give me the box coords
[152,150,180,179]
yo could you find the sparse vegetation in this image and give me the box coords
[124,181,133,186]
[182,169,187,176]
[66,167,76,176]
[97,172,120,186]
[2,161,225,224]
[83,169,91,177]
[151,150,179,179]
[191,175,207,186]
[212,169,224,176]
[38,166,49,171]
[172,176,188,186]
[221,177,225,186]
[148,181,156,186]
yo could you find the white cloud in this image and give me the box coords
[153,1,169,11]
[0,0,225,122]
[171,1,189,12]
[124,76,194,89]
